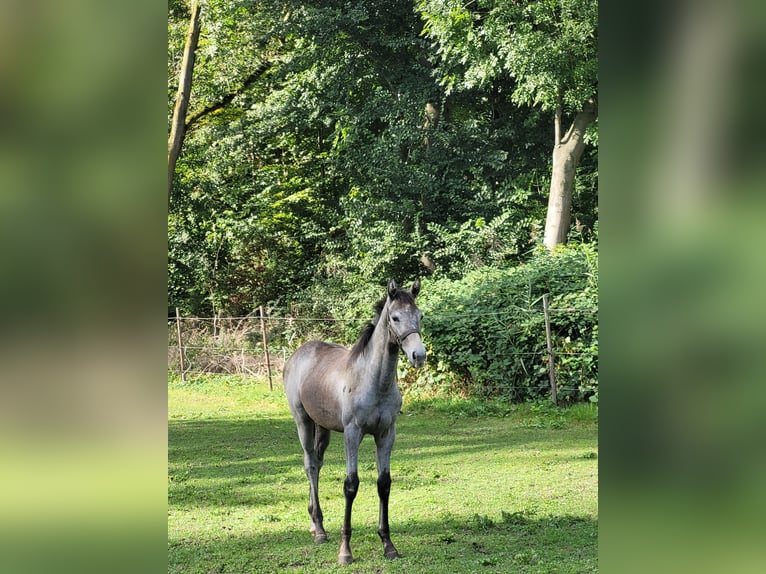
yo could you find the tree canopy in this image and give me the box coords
[168,0,598,317]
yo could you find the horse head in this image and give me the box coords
[386,279,426,368]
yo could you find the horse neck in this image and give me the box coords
[357,299,399,389]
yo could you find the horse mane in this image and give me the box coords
[349,296,385,360]
[349,288,415,360]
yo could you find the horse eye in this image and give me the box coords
[391,315,400,322]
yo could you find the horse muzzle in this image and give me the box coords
[401,333,426,368]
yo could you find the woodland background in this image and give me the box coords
[167,0,598,401]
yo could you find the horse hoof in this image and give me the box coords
[385,550,401,560]
[310,525,327,543]
[338,553,353,565]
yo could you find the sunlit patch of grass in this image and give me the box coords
[169,375,597,573]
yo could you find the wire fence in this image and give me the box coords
[168,298,597,404]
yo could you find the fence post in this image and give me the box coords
[542,294,558,406]
[175,307,186,383]
[259,305,273,391]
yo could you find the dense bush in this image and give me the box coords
[171,241,598,404]
[264,240,598,403]
[402,242,597,402]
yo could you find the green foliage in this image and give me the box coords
[168,2,599,402]
[406,242,597,401]
[419,0,598,114]
[168,1,593,317]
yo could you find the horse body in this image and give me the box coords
[283,279,425,565]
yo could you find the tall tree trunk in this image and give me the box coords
[168,0,202,208]
[418,100,441,272]
[423,102,440,131]
[543,98,597,250]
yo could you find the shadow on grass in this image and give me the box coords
[169,407,597,572]
[169,411,596,509]
[169,416,298,476]
[169,416,308,508]
[168,512,597,574]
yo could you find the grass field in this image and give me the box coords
[168,375,598,573]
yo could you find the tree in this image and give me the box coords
[168,0,279,207]
[418,0,598,249]
[167,0,584,315]
[168,0,202,206]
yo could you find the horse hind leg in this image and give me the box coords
[311,426,331,543]
[295,414,327,543]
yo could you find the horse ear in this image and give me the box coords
[387,279,398,298]
[411,278,421,298]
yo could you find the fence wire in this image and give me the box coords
[168,304,597,402]
[170,307,595,322]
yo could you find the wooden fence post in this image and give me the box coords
[175,307,186,383]
[542,294,558,406]
[259,305,273,391]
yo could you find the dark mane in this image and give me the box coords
[391,289,415,305]
[349,296,386,360]
[348,288,417,360]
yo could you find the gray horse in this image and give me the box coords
[283,279,426,565]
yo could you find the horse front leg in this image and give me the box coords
[339,425,362,565]
[375,425,401,560]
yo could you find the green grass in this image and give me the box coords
[169,375,598,573]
